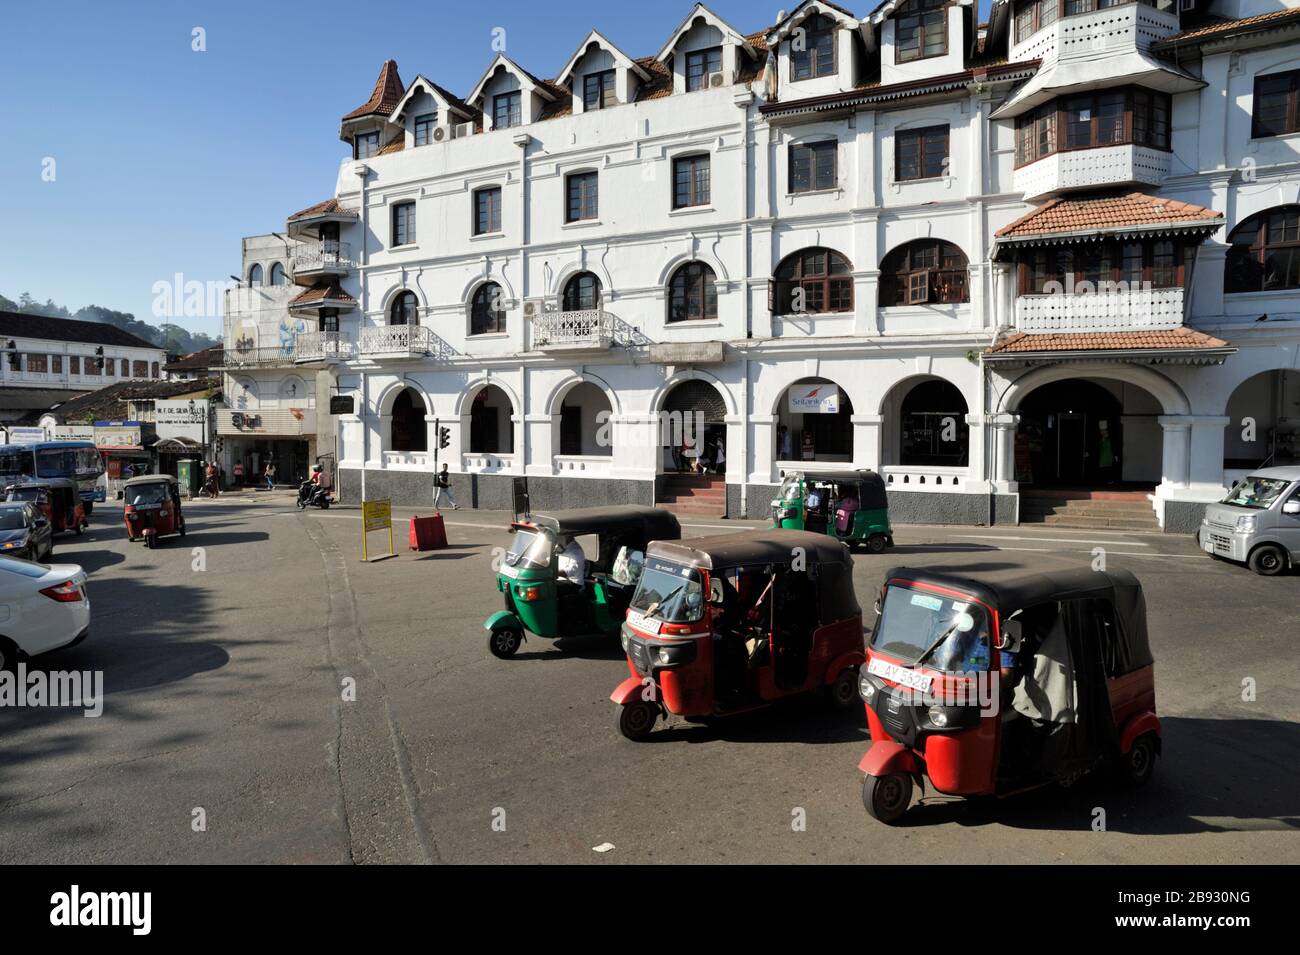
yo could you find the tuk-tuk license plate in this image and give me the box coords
[867,657,932,693]
[626,611,661,635]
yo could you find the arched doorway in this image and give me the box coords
[390,388,427,453]
[555,381,613,457]
[661,379,727,473]
[1223,369,1300,480]
[881,377,969,471]
[469,385,514,454]
[1015,379,1161,488]
[775,377,854,464]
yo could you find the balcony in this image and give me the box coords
[357,324,453,360]
[1010,1,1180,65]
[293,332,355,364]
[291,241,354,284]
[530,309,616,352]
[218,346,303,369]
[1014,145,1170,201]
[1015,286,1184,332]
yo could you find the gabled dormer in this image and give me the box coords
[339,60,405,159]
[656,3,760,94]
[765,1,869,101]
[868,0,976,86]
[388,76,479,146]
[556,30,652,114]
[467,54,557,131]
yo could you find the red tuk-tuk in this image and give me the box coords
[857,567,1160,823]
[610,530,865,740]
[123,475,186,547]
[5,478,87,536]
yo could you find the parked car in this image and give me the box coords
[0,502,54,563]
[0,556,90,672]
[1198,466,1300,575]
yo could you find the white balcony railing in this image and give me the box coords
[881,465,969,491]
[1015,287,1184,333]
[531,309,615,350]
[1014,145,1169,200]
[293,331,355,362]
[358,324,452,359]
[291,241,354,274]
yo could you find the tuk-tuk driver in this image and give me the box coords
[557,536,587,591]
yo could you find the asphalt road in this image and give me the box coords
[1,491,1297,864]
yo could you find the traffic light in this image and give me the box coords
[438,427,450,450]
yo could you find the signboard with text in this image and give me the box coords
[787,384,840,415]
[361,499,395,562]
[52,425,95,442]
[5,427,48,445]
[94,421,143,450]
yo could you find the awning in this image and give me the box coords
[154,437,203,453]
[991,51,1203,120]
[983,328,1236,367]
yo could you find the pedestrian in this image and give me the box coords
[713,436,726,475]
[205,460,220,499]
[233,461,245,485]
[433,463,459,510]
[265,461,276,490]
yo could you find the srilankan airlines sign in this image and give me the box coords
[787,384,840,415]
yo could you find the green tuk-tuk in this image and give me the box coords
[482,506,682,658]
[771,469,893,553]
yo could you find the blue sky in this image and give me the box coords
[0,0,993,338]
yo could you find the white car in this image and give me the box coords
[0,556,90,671]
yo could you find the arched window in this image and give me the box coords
[269,262,287,286]
[562,272,601,312]
[791,14,836,79]
[390,290,419,326]
[771,248,853,314]
[390,388,427,453]
[899,379,969,467]
[668,262,718,323]
[879,239,969,306]
[1226,205,1300,293]
[471,283,506,335]
[248,264,264,287]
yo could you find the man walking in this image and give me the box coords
[433,463,459,510]
[265,461,277,490]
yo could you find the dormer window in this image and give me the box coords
[791,14,836,80]
[493,91,522,129]
[355,131,380,159]
[414,112,437,146]
[583,70,617,110]
[896,0,948,63]
[686,47,723,91]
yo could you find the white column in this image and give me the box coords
[750,414,777,485]
[1188,416,1230,494]
[990,413,1019,492]
[524,413,553,477]
[1158,415,1193,492]
[852,414,883,472]
[964,413,988,493]
[369,413,389,468]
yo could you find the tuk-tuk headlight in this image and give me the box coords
[652,642,696,667]
[859,672,876,702]
[620,628,631,652]
[1234,515,1256,533]
[927,705,949,728]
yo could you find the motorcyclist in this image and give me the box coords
[298,465,328,507]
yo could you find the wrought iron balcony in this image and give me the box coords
[291,241,354,277]
[293,331,355,363]
[530,309,616,351]
[357,324,453,360]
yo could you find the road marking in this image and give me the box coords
[950,534,1149,546]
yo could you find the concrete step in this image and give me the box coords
[1022,501,1155,517]
[660,487,727,502]
[659,501,727,517]
[1021,512,1159,530]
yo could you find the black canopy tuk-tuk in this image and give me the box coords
[858,566,1159,823]
[122,475,187,547]
[482,505,682,658]
[772,469,893,552]
[5,478,87,536]
[610,529,866,740]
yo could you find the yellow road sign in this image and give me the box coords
[361,499,395,561]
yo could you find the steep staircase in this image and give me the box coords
[1019,488,1159,532]
[657,473,727,518]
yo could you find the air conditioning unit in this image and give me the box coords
[522,299,543,319]
[433,126,446,141]
[452,122,475,140]
[708,72,726,89]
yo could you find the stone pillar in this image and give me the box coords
[852,414,883,472]
[963,413,988,493]
[524,413,553,477]
[990,413,1019,492]
[1158,416,1193,491]
[370,413,391,468]
[1189,416,1230,494]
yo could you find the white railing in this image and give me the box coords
[531,309,615,350]
[1014,144,1169,199]
[383,450,431,469]
[1015,287,1184,332]
[553,454,613,476]
[358,324,451,359]
[291,241,354,274]
[462,452,517,473]
[881,465,969,491]
[294,331,355,362]
[1010,1,1179,63]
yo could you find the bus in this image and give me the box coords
[0,441,106,511]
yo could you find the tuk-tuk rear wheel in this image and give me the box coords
[865,534,887,554]
[863,773,913,824]
[487,628,523,659]
[827,668,860,712]
[1120,734,1158,787]
[617,700,658,742]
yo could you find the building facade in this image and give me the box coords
[250,0,1300,530]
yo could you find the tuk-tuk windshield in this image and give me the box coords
[779,474,802,502]
[1221,477,1292,510]
[125,484,170,507]
[505,527,553,570]
[8,488,47,504]
[629,558,704,623]
[872,584,992,673]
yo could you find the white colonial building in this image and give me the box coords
[239,0,1300,530]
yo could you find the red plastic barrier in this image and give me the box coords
[409,514,448,551]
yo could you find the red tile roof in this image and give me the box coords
[289,285,357,308]
[342,60,404,121]
[287,197,357,221]
[987,327,1230,354]
[163,345,222,371]
[1158,7,1300,45]
[996,193,1223,240]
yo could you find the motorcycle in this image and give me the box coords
[297,480,333,510]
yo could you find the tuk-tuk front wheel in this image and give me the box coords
[865,534,888,554]
[488,627,523,659]
[1248,544,1287,576]
[617,700,658,741]
[1120,733,1158,787]
[863,772,913,824]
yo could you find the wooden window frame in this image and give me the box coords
[771,248,854,315]
[1015,0,1162,45]
[686,47,723,91]
[582,70,617,110]
[390,291,419,326]
[895,124,950,181]
[1252,70,1300,138]
[392,201,416,246]
[470,283,507,335]
[896,0,949,64]
[788,140,838,193]
[354,131,380,160]
[474,186,502,235]
[667,262,718,323]
[881,240,970,306]
[1017,239,1187,294]
[1226,206,1300,293]
[493,91,522,129]
[565,171,599,223]
[413,112,437,146]
[562,272,602,312]
[672,154,711,209]
[791,14,837,80]
[1013,86,1171,168]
